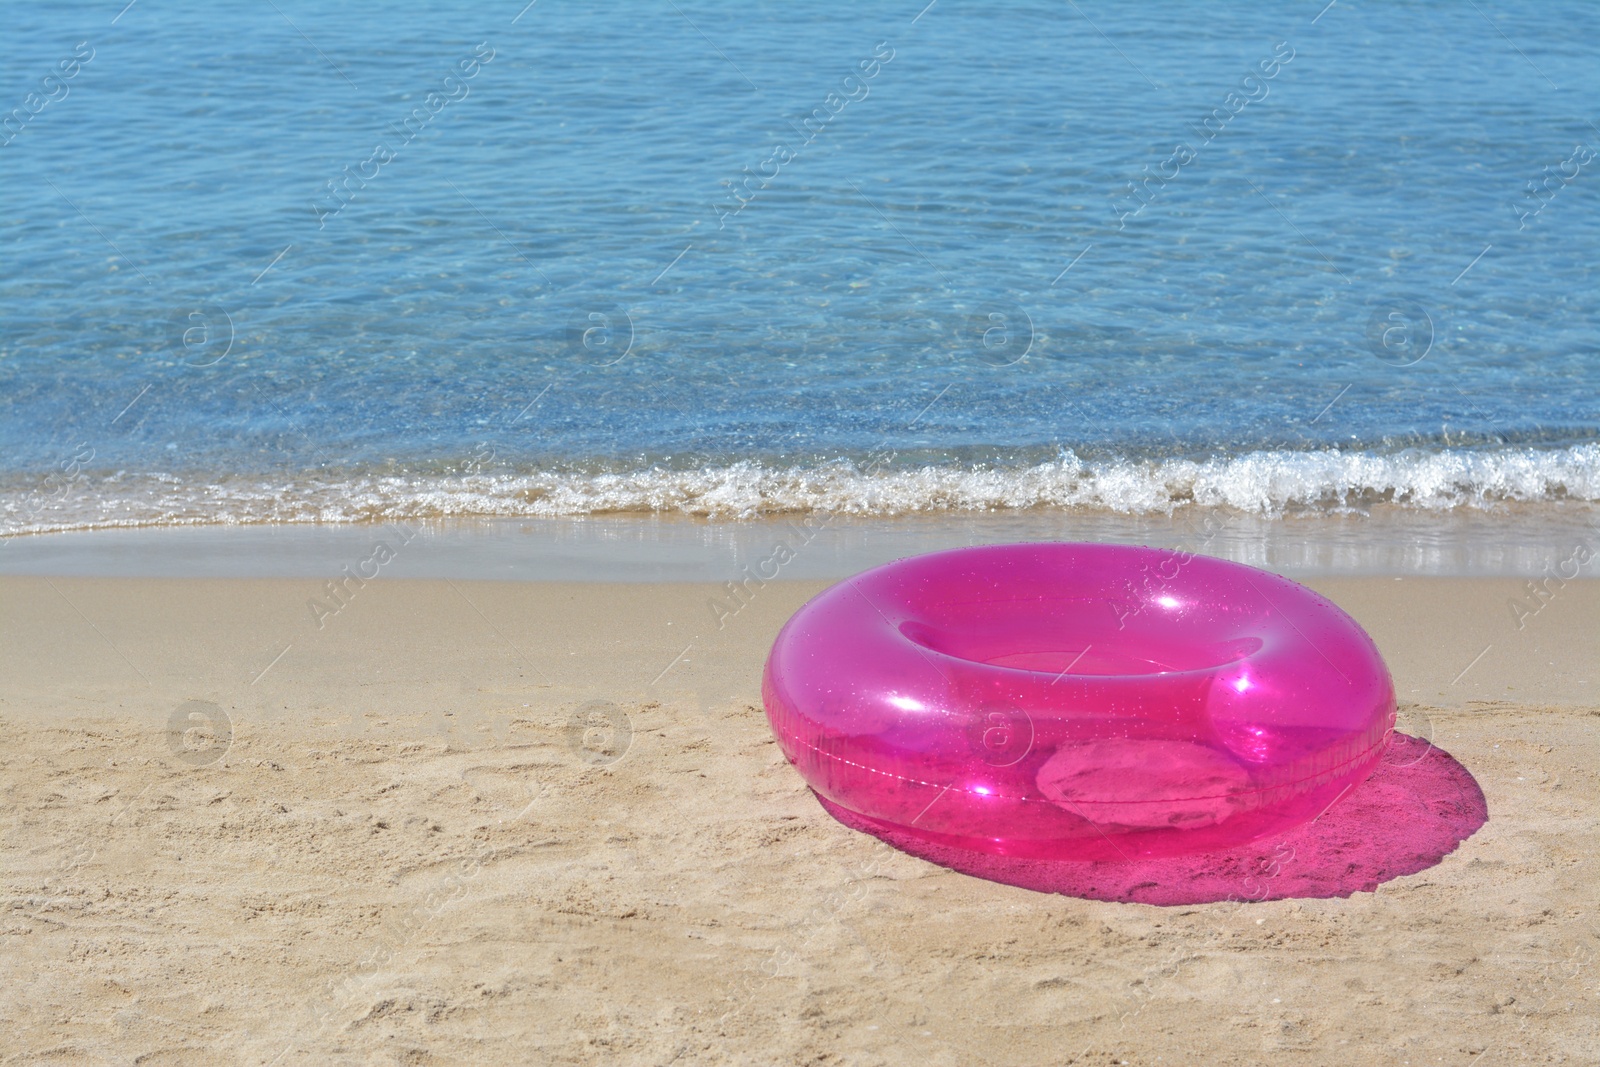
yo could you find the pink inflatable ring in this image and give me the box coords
[762,543,1396,861]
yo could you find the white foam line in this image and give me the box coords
[7,442,1600,528]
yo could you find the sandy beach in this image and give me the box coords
[3,570,1597,1065]
[8,0,1598,1061]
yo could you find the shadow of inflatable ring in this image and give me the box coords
[814,733,1487,905]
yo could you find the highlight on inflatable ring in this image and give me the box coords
[762,543,1397,861]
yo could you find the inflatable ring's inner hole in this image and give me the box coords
[898,596,1263,677]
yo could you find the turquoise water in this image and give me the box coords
[2,1,1597,531]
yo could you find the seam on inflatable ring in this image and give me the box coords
[790,732,975,797]
[788,724,1391,808]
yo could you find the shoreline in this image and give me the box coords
[3,504,1599,580]
[5,442,1599,543]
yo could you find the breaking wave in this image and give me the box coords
[4,443,1600,536]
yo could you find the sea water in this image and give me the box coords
[2,1,1597,534]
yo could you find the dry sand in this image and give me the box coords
[2,573,1597,1065]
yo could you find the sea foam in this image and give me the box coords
[4,443,1599,537]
